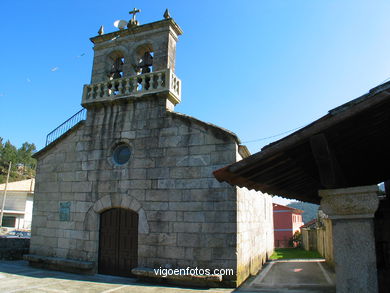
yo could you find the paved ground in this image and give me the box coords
[0,261,233,293]
[0,260,335,293]
[239,260,335,293]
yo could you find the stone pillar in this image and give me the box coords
[319,185,379,293]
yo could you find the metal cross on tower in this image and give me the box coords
[129,8,141,21]
[128,8,141,28]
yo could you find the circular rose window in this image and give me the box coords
[112,143,131,165]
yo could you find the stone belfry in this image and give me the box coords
[82,8,182,111]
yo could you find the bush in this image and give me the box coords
[289,231,302,248]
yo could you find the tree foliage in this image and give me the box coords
[0,138,37,184]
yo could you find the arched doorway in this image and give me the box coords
[98,208,138,277]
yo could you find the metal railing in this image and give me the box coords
[45,108,86,146]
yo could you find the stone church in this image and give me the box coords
[27,10,274,287]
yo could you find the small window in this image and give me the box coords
[2,216,16,227]
[112,143,131,165]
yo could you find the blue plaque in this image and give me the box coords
[59,202,71,221]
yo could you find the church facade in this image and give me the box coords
[27,11,273,287]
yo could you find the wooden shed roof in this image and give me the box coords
[214,81,390,204]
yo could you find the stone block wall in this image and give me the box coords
[236,186,274,285]
[31,96,236,280]
[31,94,274,286]
[235,150,274,284]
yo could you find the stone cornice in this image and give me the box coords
[319,185,379,219]
[90,18,183,45]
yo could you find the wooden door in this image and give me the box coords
[98,208,138,277]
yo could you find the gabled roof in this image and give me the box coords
[33,121,85,159]
[301,219,317,229]
[167,111,250,158]
[168,111,240,142]
[33,110,250,160]
[273,203,303,214]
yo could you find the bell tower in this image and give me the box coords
[82,9,183,110]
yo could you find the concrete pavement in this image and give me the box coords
[239,259,335,293]
[0,261,233,293]
[0,260,335,292]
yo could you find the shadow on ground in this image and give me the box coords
[0,260,335,293]
[0,260,234,292]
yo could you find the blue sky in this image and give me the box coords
[1,1,390,204]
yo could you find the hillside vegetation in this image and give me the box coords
[288,201,319,223]
[0,138,36,184]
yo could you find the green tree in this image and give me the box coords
[17,142,37,168]
[0,138,36,184]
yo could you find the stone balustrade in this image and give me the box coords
[82,69,181,106]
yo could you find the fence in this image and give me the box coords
[302,218,334,267]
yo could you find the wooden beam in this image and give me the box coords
[310,133,347,188]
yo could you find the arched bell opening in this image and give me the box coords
[107,51,126,80]
[132,44,155,91]
[135,43,154,74]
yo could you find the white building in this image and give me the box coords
[0,179,34,229]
